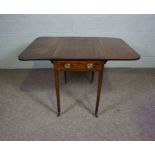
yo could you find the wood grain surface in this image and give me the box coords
[18,37,140,61]
[54,60,103,71]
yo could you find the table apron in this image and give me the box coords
[53,60,104,71]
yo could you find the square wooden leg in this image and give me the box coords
[95,67,104,117]
[54,69,61,116]
[53,60,104,117]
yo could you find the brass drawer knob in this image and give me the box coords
[64,63,71,69]
[87,63,94,69]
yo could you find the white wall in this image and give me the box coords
[0,14,155,68]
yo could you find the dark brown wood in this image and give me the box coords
[18,37,140,117]
[90,71,94,83]
[54,60,104,117]
[53,68,61,116]
[54,61,103,71]
[95,65,104,117]
[19,37,140,61]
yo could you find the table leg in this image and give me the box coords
[95,67,104,117]
[54,69,61,116]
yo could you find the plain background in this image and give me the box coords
[0,14,155,69]
[0,0,155,154]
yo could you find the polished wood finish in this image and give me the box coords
[95,68,104,117]
[53,60,104,117]
[54,69,61,116]
[54,61,103,71]
[19,37,140,61]
[18,37,140,117]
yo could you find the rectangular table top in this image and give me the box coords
[18,37,140,61]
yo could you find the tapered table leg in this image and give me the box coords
[90,71,94,83]
[54,69,61,116]
[95,67,104,117]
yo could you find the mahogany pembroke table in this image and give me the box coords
[19,37,140,117]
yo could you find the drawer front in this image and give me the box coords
[54,61,103,71]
